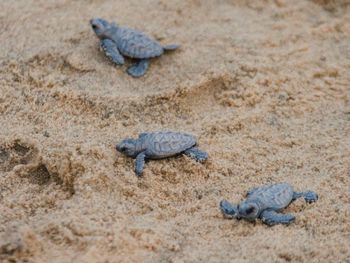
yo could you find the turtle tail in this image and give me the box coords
[163,44,180,51]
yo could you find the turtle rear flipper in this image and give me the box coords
[100,39,125,65]
[163,44,180,51]
[292,191,318,203]
[184,147,208,162]
[260,210,295,226]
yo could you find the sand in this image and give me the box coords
[0,0,350,262]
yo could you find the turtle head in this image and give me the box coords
[238,201,260,220]
[116,138,138,157]
[90,18,114,39]
[220,199,238,219]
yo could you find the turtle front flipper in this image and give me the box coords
[246,187,259,197]
[260,210,295,226]
[100,39,125,65]
[220,200,239,219]
[135,152,146,177]
[183,147,208,162]
[127,59,150,77]
[292,191,318,203]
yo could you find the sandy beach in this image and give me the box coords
[0,0,349,262]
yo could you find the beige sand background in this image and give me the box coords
[0,0,350,262]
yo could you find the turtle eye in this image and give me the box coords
[120,146,126,152]
[92,24,98,30]
[246,207,255,214]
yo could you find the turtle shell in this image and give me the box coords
[116,27,164,59]
[247,183,294,211]
[143,131,196,159]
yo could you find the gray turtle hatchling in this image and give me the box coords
[90,18,179,77]
[220,183,318,226]
[116,131,208,177]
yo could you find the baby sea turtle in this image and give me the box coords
[90,18,179,77]
[220,183,318,226]
[116,131,208,176]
